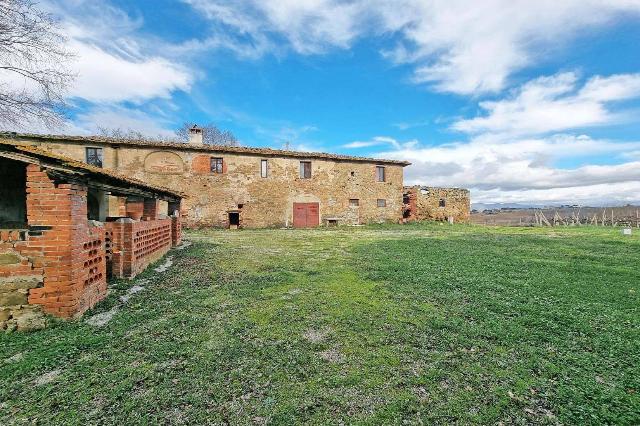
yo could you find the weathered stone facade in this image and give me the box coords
[0,229,46,331]
[13,134,409,228]
[403,186,471,223]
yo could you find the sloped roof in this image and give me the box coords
[0,139,183,201]
[1,132,411,166]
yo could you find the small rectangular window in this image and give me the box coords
[86,147,103,167]
[376,166,386,182]
[377,199,386,207]
[349,199,359,207]
[210,157,224,174]
[300,161,312,179]
[439,198,446,207]
[261,159,268,178]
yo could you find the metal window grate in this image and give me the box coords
[86,147,103,167]
[210,157,224,173]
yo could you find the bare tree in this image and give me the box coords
[96,127,172,142]
[0,0,75,129]
[175,122,240,146]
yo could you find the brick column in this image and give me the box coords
[171,215,182,247]
[143,198,159,220]
[106,218,135,279]
[24,165,107,318]
[125,197,144,220]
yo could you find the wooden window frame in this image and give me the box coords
[300,161,312,179]
[376,165,386,182]
[377,199,387,207]
[260,159,268,178]
[349,199,359,207]
[210,157,224,174]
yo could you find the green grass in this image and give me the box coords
[1,224,639,424]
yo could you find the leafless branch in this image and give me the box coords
[175,122,240,146]
[0,0,76,129]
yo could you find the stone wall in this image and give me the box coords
[0,229,46,331]
[404,186,471,223]
[24,139,406,228]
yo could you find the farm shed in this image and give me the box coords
[0,140,183,331]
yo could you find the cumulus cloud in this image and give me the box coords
[452,72,640,135]
[67,41,192,103]
[69,105,178,137]
[41,1,194,104]
[182,0,640,94]
[372,134,640,205]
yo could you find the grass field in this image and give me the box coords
[1,224,639,424]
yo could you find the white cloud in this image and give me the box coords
[453,72,640,135]
[40,0,195,105]
[68,105,177,137]
[182,0,640,94]
[343,136,419,149]
[67,41,193,103]
[371,133,640,205]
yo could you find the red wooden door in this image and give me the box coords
[293,203,319,228]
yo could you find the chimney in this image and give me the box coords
[188,125,203,145]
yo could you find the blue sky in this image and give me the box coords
[15,1,640,205]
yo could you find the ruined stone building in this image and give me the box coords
[403,186,471,223]
[0,140,183,330]
[6,131,410,228]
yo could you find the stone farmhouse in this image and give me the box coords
[0,140,183,331]
[2,130,470,229]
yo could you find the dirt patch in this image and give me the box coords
[303,327,330,344]
[34,369,61,386]
[4,352,24,364]
[174,241,192,251]
[119,285,145,303]
[154,256,174,273]
[85,307,119,327]
[319,348,345,363]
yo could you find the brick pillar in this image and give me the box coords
[169,201,182,247]
[171,215,182,247]
[143,198,159,220]
[107,218,135,279]
[24,165,107,318]
[125,197,144,220]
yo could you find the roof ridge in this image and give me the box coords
[0,132,411,166]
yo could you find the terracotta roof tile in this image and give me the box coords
[1,132,411,166]
[0,139,183,199]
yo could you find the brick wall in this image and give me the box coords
[106,218,173,279]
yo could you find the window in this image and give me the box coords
[261,159,268,178]
[210,157,224,174]
[349,199,359,207]
[86,147,103,167]
[377,199,386,207]
[439,198,446,207]
[376,166,386,182]
[300,161,312,179]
